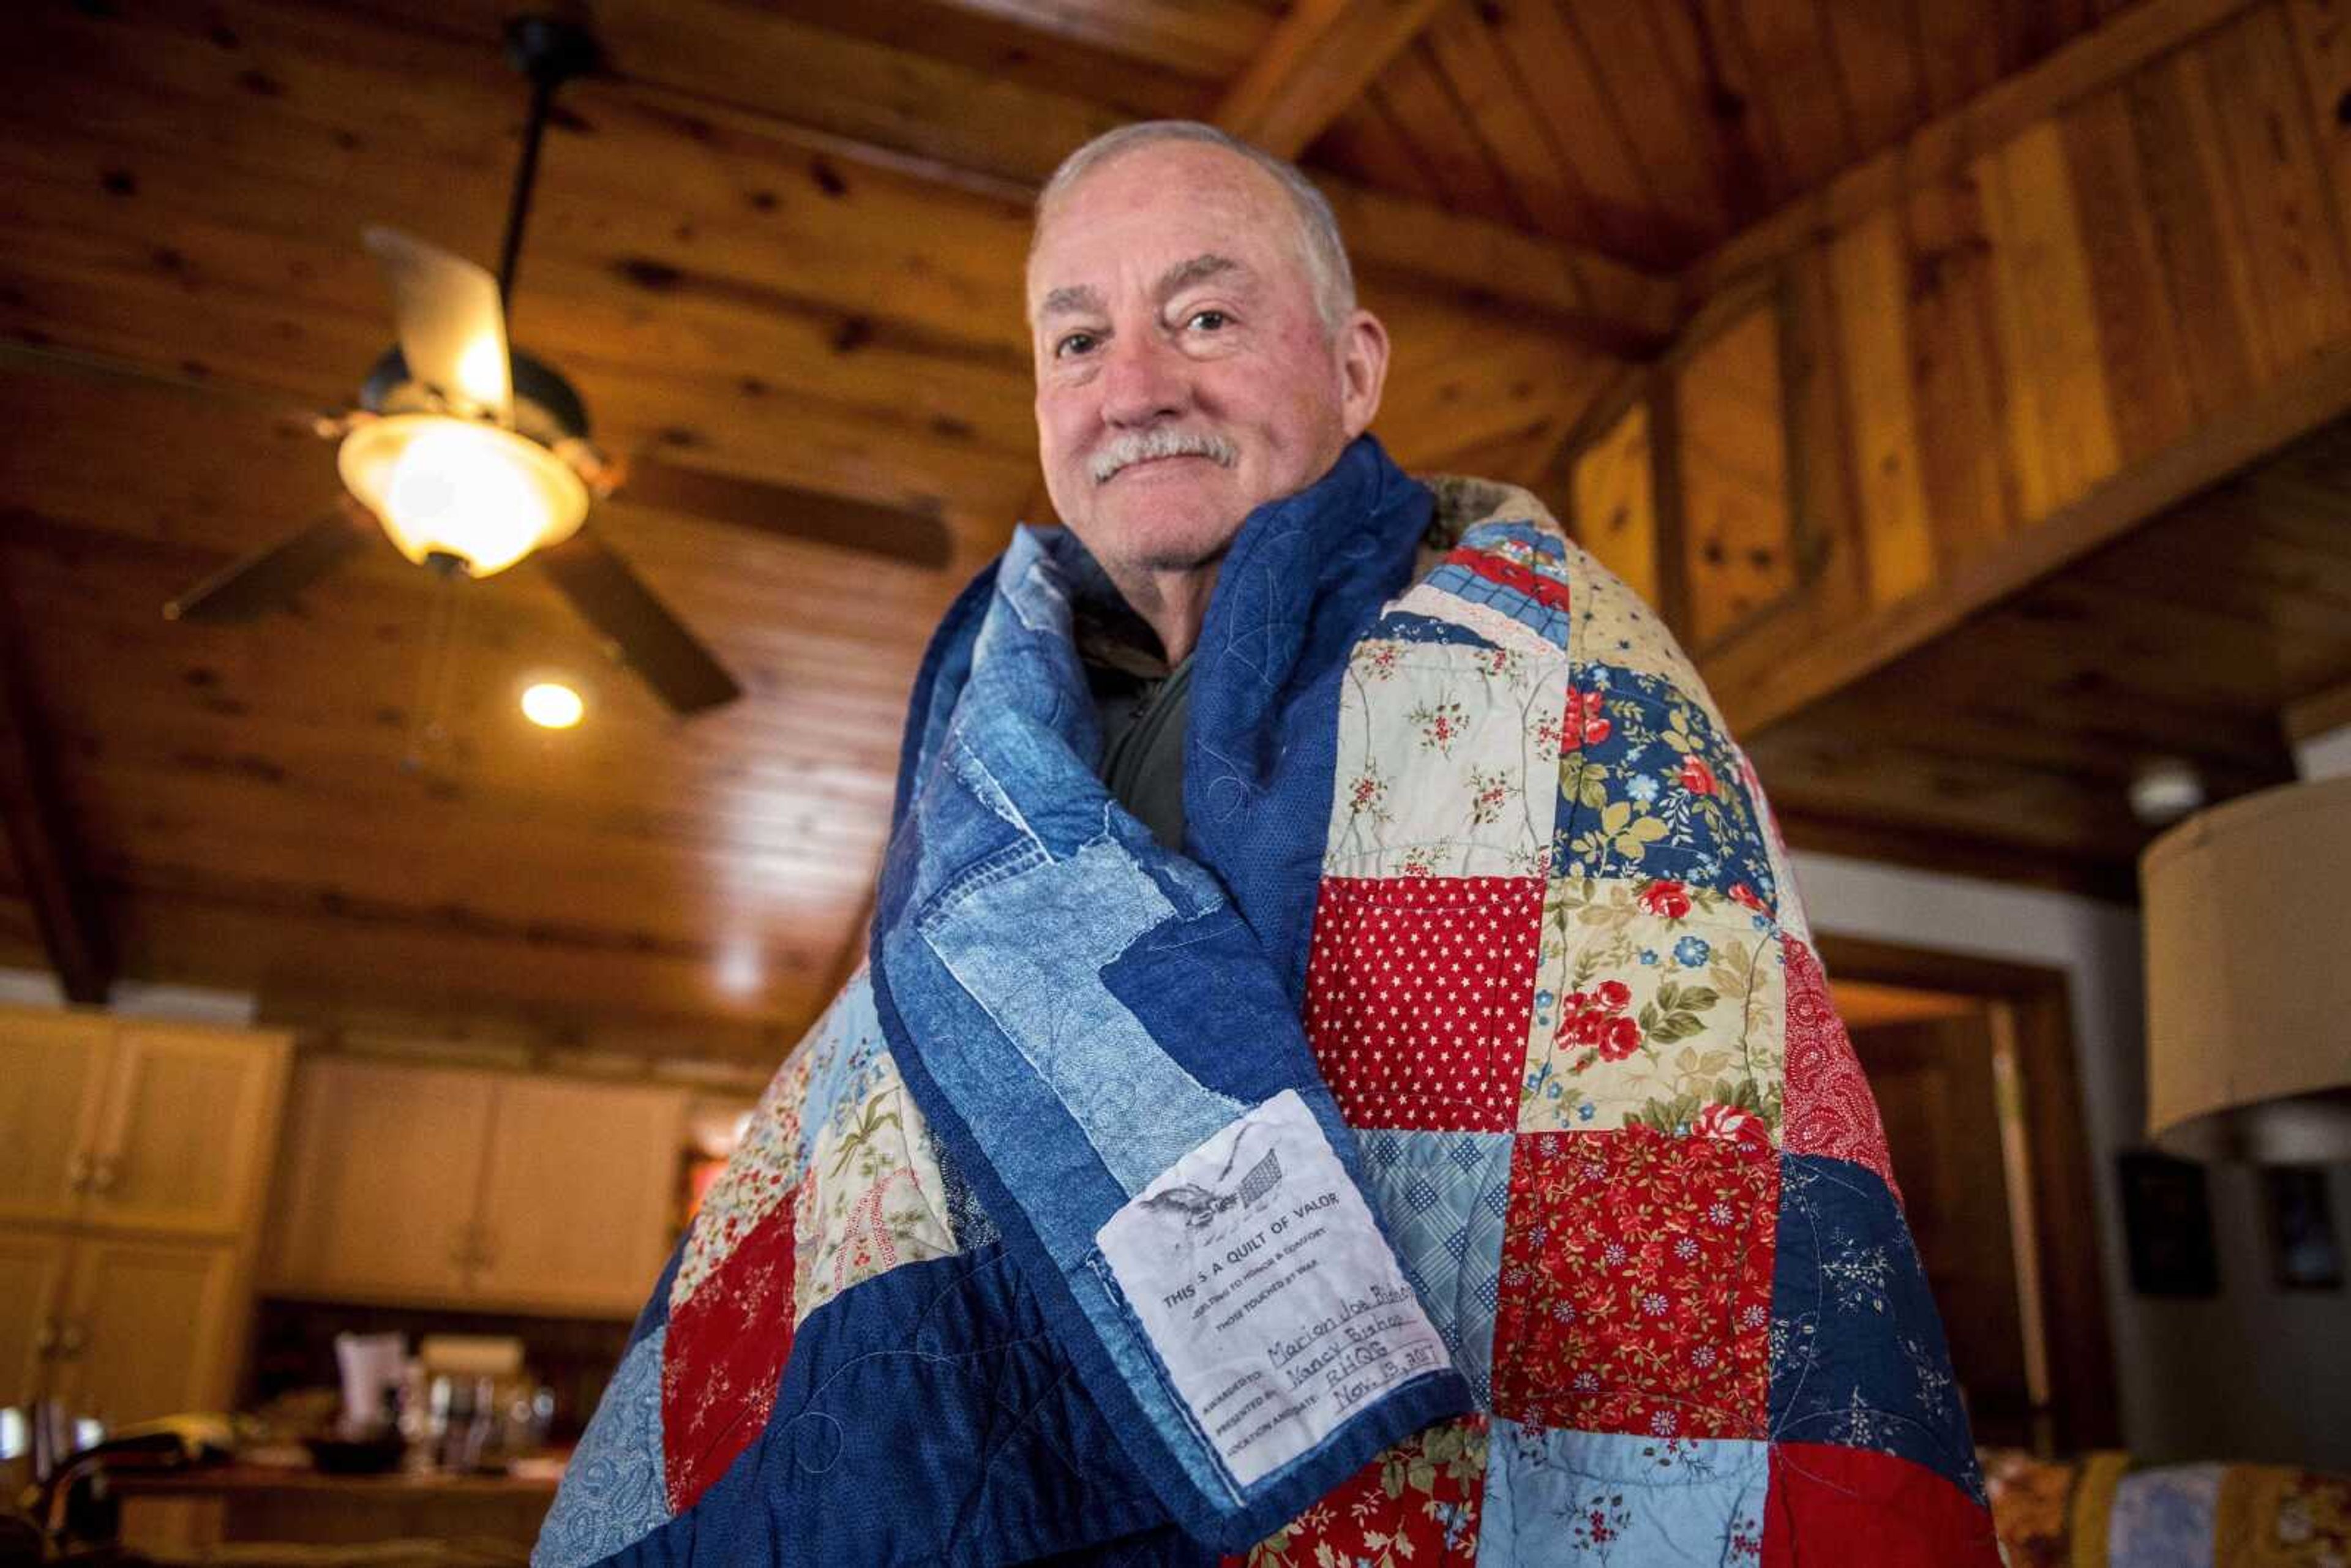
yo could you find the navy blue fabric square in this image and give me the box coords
[1549,662,1777,910]
[598,1248,1171,1566]
[1769,1154,1985,1505]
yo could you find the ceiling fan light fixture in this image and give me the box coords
[520,680,586,730]
[338,413,588,577]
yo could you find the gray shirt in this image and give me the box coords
[1090,653,1193,853]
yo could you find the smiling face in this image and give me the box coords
[1027,139,1388,649]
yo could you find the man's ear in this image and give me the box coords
[1337,309,1390,439]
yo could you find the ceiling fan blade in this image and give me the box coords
[535,530,742,715]
[618,456,953,570]
[164,508,375,623]
[362,225,512,422]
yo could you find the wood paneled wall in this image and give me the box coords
[1560,0,2351,737]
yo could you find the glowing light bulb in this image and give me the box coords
[337,414,587,577]
[521,681,585,729]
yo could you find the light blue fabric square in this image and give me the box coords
[2109,1465,2222,1568]
[1478,1420,1768,1566]
[532,1326,669,1568]
[1357,1129,1512,1408]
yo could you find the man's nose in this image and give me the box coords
[1099,331,1190,429]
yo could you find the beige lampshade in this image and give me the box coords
[2142,775,2351,1161]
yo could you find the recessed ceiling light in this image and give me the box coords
[520,681,585,730]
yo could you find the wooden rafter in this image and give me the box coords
[1214,0,1458,162]
[0,560,113,1003]
[602,35,1679,353]
[1684,0,2264,296]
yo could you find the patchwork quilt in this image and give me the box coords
[536,438,2000,1566]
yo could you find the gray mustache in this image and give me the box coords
[1090,429,1240,484]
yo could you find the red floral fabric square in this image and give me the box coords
[1228,1416,1488,1567]
[1304,876,1543,1132]
[1763,1444,2004,1566]
[1490,1124,1777,1440]
[1779,937,1901,1200]
[661,1198,796,1515]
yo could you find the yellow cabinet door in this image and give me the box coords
[86,1024,291,1238]
[0,1009,113,1226]
[469,1077,686,1317]
[266,1059,495,1307]
[0,1227,75,1409]
[50,1236,240,1426]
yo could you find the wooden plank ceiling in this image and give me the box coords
[0,0,2262,1052]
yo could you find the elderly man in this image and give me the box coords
[536,124,2000,1567]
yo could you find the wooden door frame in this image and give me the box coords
[1815,932,2121,1453]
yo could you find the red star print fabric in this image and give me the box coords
[1304,876,1542,1132]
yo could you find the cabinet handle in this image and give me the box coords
[91,1155,120,1196]
[67,1152,93,1195]
[56,1321,87,1360]
[32,1318,59,1360]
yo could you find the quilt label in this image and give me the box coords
[1097,1089,1450,1487]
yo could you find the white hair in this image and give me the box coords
[1033,121,1358,334]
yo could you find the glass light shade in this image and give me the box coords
[2142,775,2351,1161]
[339,413,587,577]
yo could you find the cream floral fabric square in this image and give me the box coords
[791,1048,958,1326]
[1516,876,1787,1140]
[1323,639,1568,881]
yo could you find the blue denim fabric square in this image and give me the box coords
[1477,1420,1769,1565]
[1356,1129,1513,1408]
[1770,1154,1984,1504]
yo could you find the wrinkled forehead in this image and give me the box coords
[1025,142,1315,316]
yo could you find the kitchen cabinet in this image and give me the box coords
[0,1008,291,1427]
[0,1012,116,1226]
[0,1010,290,1239]
[48,1236,242,1425]
[469,1075,691,1315]
[269,1060,497,1304]
[0,1231,243,1425]
[268,1058,688,1318]
[0,1228,73,1409]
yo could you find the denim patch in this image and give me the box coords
[921,833,1243,1197]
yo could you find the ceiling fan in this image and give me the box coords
[159,13,953,716]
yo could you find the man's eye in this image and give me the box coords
[1054,331,1099,359]
[1187,309,1229,332]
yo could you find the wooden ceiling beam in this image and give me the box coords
[1214,0,1455,160]
[0,561,114,1003]
[1683,0,2265,299]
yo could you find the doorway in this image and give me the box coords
[1817,935,2121,1455]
